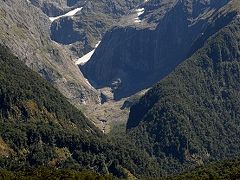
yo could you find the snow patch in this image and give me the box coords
[134,8,145,23]
[49,7,83,22]
[75,41,101,65]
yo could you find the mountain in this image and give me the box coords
[0,45,161,178]
[31,0,145,57]
[127,0,240,173]
[81,0,230,100]
[0,0,99,107]
[29,0,156,130]
[0,0,150,130]
[2,0,240,179]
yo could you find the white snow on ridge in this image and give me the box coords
[75,41,101,65]
[49,7,83,22]
[136,8,145,16]
[134,8,145,23]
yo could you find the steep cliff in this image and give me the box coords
[32,0,145,57]
[82,0,230,100]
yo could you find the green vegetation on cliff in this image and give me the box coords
[127,2,240,174]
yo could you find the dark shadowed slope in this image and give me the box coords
[82,0,230,99]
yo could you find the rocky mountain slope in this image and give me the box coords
[82,0,230,99]
[30,0,85,17]
[31,0,145,57]
[127,0,240,173]
[0,0,99,108]
[28,0,152,130]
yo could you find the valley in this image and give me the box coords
[1,0,240,179]
[29,0,151,132]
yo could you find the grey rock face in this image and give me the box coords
[30,0,86,16]
[0,0,99,106]
[82,0,230,100]
[32,0,145,57]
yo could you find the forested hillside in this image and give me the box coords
[169,158,240,180]
[0,167,115,180]
[127,0,240,174]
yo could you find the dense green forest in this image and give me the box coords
[0,167,116,180]
[0,45,161,178]
[1,157,240,179]
[127,2,240,174]
[169,158,240,180]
